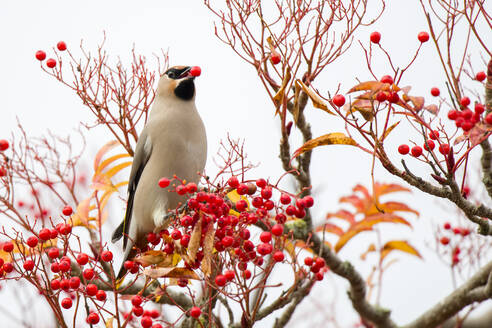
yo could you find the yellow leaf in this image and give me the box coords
[71,195,93,227]
[293,133,357,158]
[105,317,114,328]
[143,267,199,280]
[380,121,400,142]
[187,217,202,263]
[380,240,422,261]
[95,153,131,176]
[201,224,215,276]
[295,80,335,115]
[226,190,250,214]
[93,140,120,172]
[103,161,132,180]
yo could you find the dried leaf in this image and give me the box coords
[346,99,375,121]
[273,67,292,106]
[201,224,215,276]
[105,317,114,328]
[380,240,422,261]
[143,267,199,280]
[348,81,392,93]
[187,217,202,263]
[424,104,439,115]
[295,79,335,115]
[134,250,180,267]
[380,121,400,141]
[293,133,357,158]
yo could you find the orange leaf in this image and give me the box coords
[316,223,344,236]
[376,201,419,216]
[95,153,131,176]
[293,133,357,158]
[187,217,202,263]
[373,183,411,198]
[335,226,372,252]
[93,140,120,172]
[380,240,421,262]
[326,209,356,225]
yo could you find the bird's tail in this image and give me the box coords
[116,240,138,280]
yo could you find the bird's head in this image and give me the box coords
[157,66,198,101]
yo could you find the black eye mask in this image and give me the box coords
[165,67,191,80]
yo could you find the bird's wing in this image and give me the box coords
[111,130,152,248]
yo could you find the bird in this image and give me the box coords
[112,65,207,279]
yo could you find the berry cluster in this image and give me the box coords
[35,41,67,69]
[303,256,329,281]
[439,222,471,266]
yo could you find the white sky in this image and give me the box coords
[1,1,491,327]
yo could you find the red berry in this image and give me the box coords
[332,94,346,107]
[141,316,153,328]
[51,279,61,290]
[133,306,144,316]
[280,193,291,205]
[303,196,314,208]
[270,53,281,65]
[380,75,393,84]
[87,313,99,324]
[411,146,423,157]
[38,228,50,241]
[388,92,400,103]
[23,260,35,271]
[0,167,6,177]
[260,231,272,243]
[96,290,107,301]
[171,229,182,240]
[261,187,272,200]
[430,87,440,97]
[235,199,247,212]
[438,144,450,155]
[190,306,201,318]
[2,242,13,252]
[61,297,72,309]
[86,284,98,296]
[35,50,46,61]
[447,110,459,120]
[76,253,89,265]
[256,178,267,188]
[158,177,170,188]
[370,31,381,44]
[48,248,60,259]
[101,250,113,262]
[224,270,235,281]
[62,205,73,216]
[0,140,9,151]
[60,279,70,291]
[460,97,471,107]
[257,243,273,255]
[423,140,435,151]
[273,251,285,262]
[26,236,38,248]
[221,236,233,248]
[83,268,95,280]
[439,236,450,245]
[59,260,70,272]
[228,176,239,188]
[237,183,248,195]
[485,113,492,125]
[186,182,197,193]
[418,31,429,42]
[59,223,72,235]
[376,91,387,102]
[132,295,143,306]
[475,103,485,114]
[147,232,158,243]
[462,109,473,120]
[51,262,60,273]
[46,58,56,68]
[149,309,160,319]
[69,276,81,289]
[429,130,439,140]
[215,274,227,287]
[180,234,190,247]
[243,269,252,279]
[124,260,135,270]
[152,324,163,328]
[475,71,486,82]
[398,144,409,155]
[461,121,474,131]
[57,41,67,51]
[271,224,284,236]
[315,272,324,281]
[189,66,201,77]
[177,278,188,287]
[443,222,451,230]
[3,262,13,273]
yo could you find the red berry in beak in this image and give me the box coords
[190,66,201,77]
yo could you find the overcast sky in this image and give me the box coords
[1,1,491,327]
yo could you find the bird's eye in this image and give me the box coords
[167,71,177,79]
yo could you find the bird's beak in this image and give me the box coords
[178,66,193,79]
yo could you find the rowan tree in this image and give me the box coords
[1,1,491,327]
